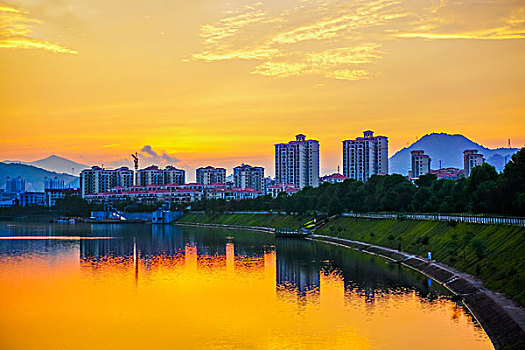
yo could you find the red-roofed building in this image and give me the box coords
[320,173,348,184]
[267,183,299,198]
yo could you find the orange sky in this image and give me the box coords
[1,0,524,176]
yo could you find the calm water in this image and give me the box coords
[0,222,492,349]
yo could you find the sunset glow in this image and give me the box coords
[1,0,524,174]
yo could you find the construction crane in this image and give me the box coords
[131,153,139,186]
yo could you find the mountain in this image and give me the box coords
[3,155,88,175]
[0,163,79,192]
[389,133,519,175]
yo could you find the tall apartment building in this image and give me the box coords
[463,150,485,177]
[196,166,226,185]
[5,176,25,193]
[275,134,320,189]
[138,166,165,186]
[44,177,65,190]
[80,166,134,197]
[342,131,388,182]
[411,150,431,179]
[233,164,265,191]
[165,166,185,185]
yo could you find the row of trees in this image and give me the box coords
[191,148,525,216]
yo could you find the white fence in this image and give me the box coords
[341,212,525,227]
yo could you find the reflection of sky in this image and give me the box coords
[0,222,493,349]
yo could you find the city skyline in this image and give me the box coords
[1,0,524,173]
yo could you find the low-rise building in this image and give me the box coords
[267,183,299,198]
[18,192,45,207]
[208,188,263,201]
[45,189,80,207]
[320,173,348,184]
[429,168,465,180]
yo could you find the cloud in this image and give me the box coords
[0,3,77,53]
[395,0,525,40]
[191,0,403,81]
[191,0,525,80]
[140,145,180,164]
[252,44,382,80]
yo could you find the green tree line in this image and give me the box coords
[192,148,525,216]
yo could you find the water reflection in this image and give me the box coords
[0,223,493,349]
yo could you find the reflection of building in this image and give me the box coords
[276,240,320,294]
[342,130,388,182]
[275,134,320,189]
[463,150,485,177]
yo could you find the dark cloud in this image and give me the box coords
[140,145,179,164]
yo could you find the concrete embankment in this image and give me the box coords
[308,234,525,350]
[174,216,525,349]
[175,221,275,234]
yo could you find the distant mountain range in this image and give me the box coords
[389,133,519,175]
[0,163,79,192]
[2,155,88,175]
[1,134,521,190]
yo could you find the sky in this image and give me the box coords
[1,0,524,179]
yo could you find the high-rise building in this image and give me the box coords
[233,164,265,191]
[463,150,485,177]
[44,177,65,190]
[196,166,226,185]
[165,166,185,185]
[410,150,431,179]
[275,134,320,188]
[80,166,134,197]
[342,130,388,182]
[138,166,165,186]
[5,176,25,193]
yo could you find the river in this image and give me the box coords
[0,222,493,349]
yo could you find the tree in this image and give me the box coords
[54,196,92,217]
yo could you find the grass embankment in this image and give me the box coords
[178,213,525,307]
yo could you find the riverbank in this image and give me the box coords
[176,213,525,349]
[179,213,525,304]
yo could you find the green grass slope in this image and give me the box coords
[317,217,525,306]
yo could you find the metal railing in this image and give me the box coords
[341,212,525,227]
